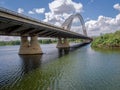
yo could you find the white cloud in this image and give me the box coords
[28,8,45,14]
[113,3,120,11]
[28,11,35,14]
[17,8,24,13]
[35,8,45,14]
[49,0,83,14]
[85,13,120,36]
[84,3,120,36]
[43,0,83,26]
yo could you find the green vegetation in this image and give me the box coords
[0,39,57,46]
[68,38,83,43]
[0,38,82,46]
[91,30,120,48]
[38,39,57,44]
[0,40,20,46]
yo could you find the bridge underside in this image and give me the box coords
[0,17,90,39]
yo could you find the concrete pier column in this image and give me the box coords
[19,36,42,55]
[56,38,62,48]
[19,36,29,54]
[30,36,42,54]
[56,38,69,49]
[63,38,70,48]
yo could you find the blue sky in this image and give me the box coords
[81,0,119,19]
[0,0,120,39]
[0,0,119,20]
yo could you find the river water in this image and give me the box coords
[0,44,120,90]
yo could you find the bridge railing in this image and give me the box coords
[0,7,65,30]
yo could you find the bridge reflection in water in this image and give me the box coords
[19,48,70,73]
[19,43,87,74]
[19,55,42,73]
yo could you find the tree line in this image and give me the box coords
[0,38,82,46]
[91,30,120,48]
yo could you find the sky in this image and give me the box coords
[0,0,120,40]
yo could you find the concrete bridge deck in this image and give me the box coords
[0,7,91,40]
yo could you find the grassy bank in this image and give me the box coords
[91,30,120,48]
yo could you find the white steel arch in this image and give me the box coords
[62,13,87,36]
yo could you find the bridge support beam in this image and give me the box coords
[56,38,70,49]
[19,36,42,55]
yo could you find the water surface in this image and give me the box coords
[0,44,120,90]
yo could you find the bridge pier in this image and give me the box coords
[56,38,70,49]
[19,36,42,55]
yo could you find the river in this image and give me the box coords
[0,44,120,90]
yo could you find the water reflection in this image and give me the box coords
[58,48,70,57]
[18,44,88,74]
[19,48,71,74]
[19,55,42,74]
[1,44,120,90]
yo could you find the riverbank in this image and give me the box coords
[0,39,82,46]
[91,30,120,48]
[0,39,57,46]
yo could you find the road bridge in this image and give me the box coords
[0,7,92,55]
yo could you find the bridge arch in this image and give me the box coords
[62,13,87,36]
